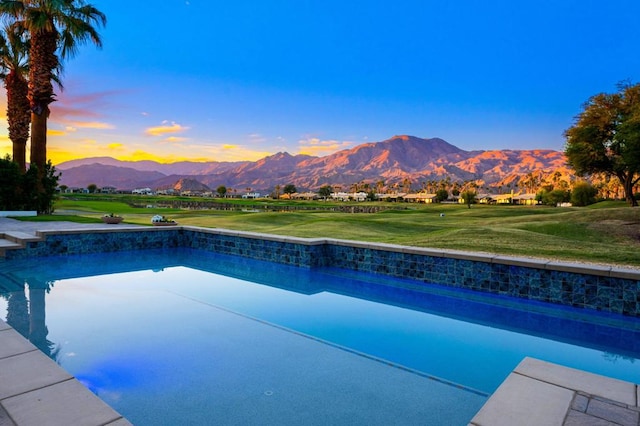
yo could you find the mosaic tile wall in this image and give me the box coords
[4,229,187,258]
[3,228,638,317]
[325,245,640,317]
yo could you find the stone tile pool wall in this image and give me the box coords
[3,226,639,317]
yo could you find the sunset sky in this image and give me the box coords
[1,0,639,165]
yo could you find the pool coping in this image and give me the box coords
[4,224,638,280]
[469,357,640,426]
[1,222,640,425]
[0,319,131,426]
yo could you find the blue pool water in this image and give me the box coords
[1,248,639,425]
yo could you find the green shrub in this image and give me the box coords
[0,157,60,214]
[571,182,598,207]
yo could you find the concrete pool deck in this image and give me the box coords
[1,218,640,425]
[470,357,640,426]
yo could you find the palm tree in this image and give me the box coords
[0,0,106,175]
[0,24,30,172]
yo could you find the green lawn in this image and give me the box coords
[20,196,640,267]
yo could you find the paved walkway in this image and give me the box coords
[0,217,143,234]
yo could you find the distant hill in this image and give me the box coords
[56,135,572,192]
[57,163,166,190]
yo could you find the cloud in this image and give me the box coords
[165,136,188,143]
[49,90,118,130]
[298,138,354,156]
[48,129,68,137]
[71,121,115,130]
[204,143,272,161]
[108,143,124,150]
[145,121,189,136]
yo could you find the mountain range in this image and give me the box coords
[56,135,571,192]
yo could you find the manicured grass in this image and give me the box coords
[16,197,640,267]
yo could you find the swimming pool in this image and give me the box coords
[1,247,639,425]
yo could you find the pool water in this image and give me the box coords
[1,248,639,425]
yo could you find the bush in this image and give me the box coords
[0,156,23,210]
[0,157,60,214]
[571,182,598,207]
[435,189,449,202]
[541,189,569,206]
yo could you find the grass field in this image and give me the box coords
[21,195,640,267]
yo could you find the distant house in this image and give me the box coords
[100,186,117,194]
[157,189,177,196]
[132,187,155,195]
[478,193,513,204]
[65,187,89,194]
[242,192,261,199]
[401,193,438,203]
[379,193,406,202]
[331,191,367,202]
[292,192,318,200]
[180,190,204,197]
[512,193,540,205]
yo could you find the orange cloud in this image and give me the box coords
[50,90,118,130]
[298,138,353,156]
[69,121,114,130]
[48,129,68,137]
[165,136,188,143]
[145,121,188,136]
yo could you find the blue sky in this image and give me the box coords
[1,0,639,164]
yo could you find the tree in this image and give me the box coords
[86,183,96,193]
[0,0,106,176]
[0,24,30,172]
[216,185,227,197]
[571,182,598,206]
[564,82,640,206]
[540,189,568,206]
[0,155,58,213]
[22,160,59,213]
[0,155,22,209]
[435,189,448,202]
[461,190,476,209]
[318,185,332,199]
[283,184,296,195]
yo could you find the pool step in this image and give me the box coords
[0,231,42,257]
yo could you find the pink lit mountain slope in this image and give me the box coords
[56,135,570,191]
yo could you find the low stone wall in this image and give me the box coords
[3,226,639,317]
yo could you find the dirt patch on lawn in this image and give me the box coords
[589,220,640,243]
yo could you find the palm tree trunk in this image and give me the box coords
[30,109,48,172]
[12,141,26,171]
[6,71,30,173]
[28,28,58,174]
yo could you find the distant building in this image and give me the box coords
[242,192,261,199]
[512,193,540,205]
[132,187,155,195]
[331,191,367,202]
[401,193,438,203]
